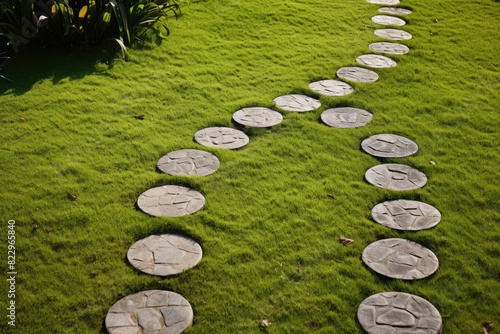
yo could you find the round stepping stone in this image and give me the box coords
[106,290,193,334]
[137,185,205,217]
[357,292,443,333]
[369,42,410,55]
[194,127,249,150]
[321,107,373,128]
[375,29,412,41]
[128,234,203,276]
[378,7,412,15]
[336,67,379,83]
[362,238,439,279]
[232,107,283,127]
[366,0,400,5]
[157,149,220,176]
[309,80,354,97]
[371,199,442,231]
[356,54,397,68]
[273,94,320,112]
[365,164,428,190]
[372,15,406,26]
[361,133,418,158]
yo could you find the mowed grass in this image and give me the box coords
[0,0,499,333]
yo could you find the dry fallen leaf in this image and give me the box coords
[134,114,145,120]
[67,192,79,200]
[339,236,354,246]
[482,321,493,334]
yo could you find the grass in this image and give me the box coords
[0,0,499,332]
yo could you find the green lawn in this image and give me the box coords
[1,0,499,333]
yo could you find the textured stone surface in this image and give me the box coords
[194,127,249,150]
[361,134,418,158]
[106,290,193,334]
[372,15,406,26]
[232,107,283,127]
[309,80,354,97]
[137,185,205,217]
[371,200,442,231]
[366,0,400,5]
[375,29,412,41]
[365,164,428,190]
[358,292,442,333]
[157,149,220,176]
[362,238,439,279]
[378,7,412,15]
[356,54,397,68]
[273,94,320,112]
[321,107,373,128]
[369,42,410,55]
[128,234,203,276]
[337,67,379,83]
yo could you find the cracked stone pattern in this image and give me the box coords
[362,238,439,279]
[375,29,412,41]
[127,234,203,276]
[356,54,397,68]
[369,42,410,55]
[378,7,412,15]
[366,0,400,5]
[157,149,220,176]
[194,127,249,150]
[371,200,442,231]
[357,292,443,333]
[337,67,379,83]
[365,164,428,190]
[361,134,418,158]
[232,107,283,127]
[309,80,354,97]
[372,15,406,26]
[106,290,193,334]
[137,185,205,217]
[273,94,320,112]
[321,107,373,128]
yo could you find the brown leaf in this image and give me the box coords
[339,235,354,246]
[45,228,53,234]
[67,192,79,200]
[19,117,26,121]
[134,114,145,120]
[482,321,493,334]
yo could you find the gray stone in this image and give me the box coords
[321,107,373,128]
[194,127,249,149]
[337,67,379,83]
[375,29,412,41]
[366,0,400,5]
[106,290,193,334]
[365,164,428,190]
[361,134,418,157]
[273,94,320,112]
[372,15,406,26]
[362,238,439,280]
[358,292,442,333]
[371,200,441,231]
[369,42,410,55]
[128,234,203,276]
[137,185,205,217]
[309,80,354,97]
[232,107,283,127]
[356,54,397,68]
[157,149,220,176]
[378,7,412,15]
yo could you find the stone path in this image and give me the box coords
[366,0,400,5]
[137,185,205,217]
[369,42,410,55]
[157,149,220,176]
[321,107,373,128]
[357,292,443,333]
[337,66,379,82]
[371,199,442,231]
[232,107,283,127]
[273,94,321,112]
[378,7,412,15]
[356,54,397,68]
[194,127,249,149]
[371,15,406,26]
[362,238,439,279]
[361,133,418,158]
[375,28,412,41]
[105,290,193,334]
[309,80,354,97]
[365,164,428,190]
[127,234,203,276]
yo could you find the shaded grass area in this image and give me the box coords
[0,0,499,332]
